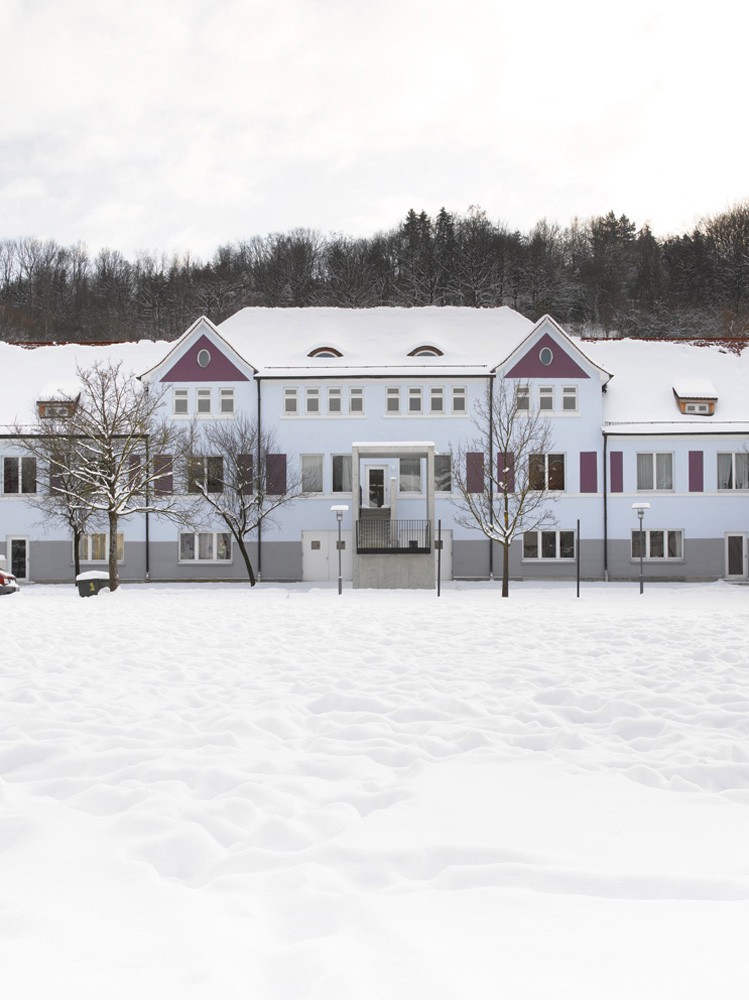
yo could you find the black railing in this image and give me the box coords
[356,519,431,554]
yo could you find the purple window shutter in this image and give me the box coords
[688,451,704,492]
[497,452,515,492]
[238,453,254,496]
[610,451,623,493]
[154,454,173,495]
[580,452,598,493]
[129,454,142,488]
[466,452,484,493]
[49,461,64,496]
[266,453,287,495]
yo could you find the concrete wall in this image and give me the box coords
[354,552,434,589]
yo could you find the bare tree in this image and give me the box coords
[16,362,193,591]
[188,414,302,585]
[451,380,561,597]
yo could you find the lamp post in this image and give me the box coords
[330,505,349,595]
[631,502,650,595]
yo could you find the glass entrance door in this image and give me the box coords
[8,538,28,581]
[726,534,746,578]
[365,467,387,508]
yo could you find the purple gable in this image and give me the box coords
[505,333,590,379]
[160,334,249,382]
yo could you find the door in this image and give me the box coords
[8,537,29,582]
[302,531,353,582]
[725,533,747,579]
[364,466,388,508]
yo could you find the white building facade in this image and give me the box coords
[1,307,747,586]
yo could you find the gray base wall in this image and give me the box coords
[606,538,725,582]
[354,553,434,589]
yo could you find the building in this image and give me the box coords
[1,307,747,585]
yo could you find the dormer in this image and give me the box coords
[36,383,80,420]
[672,380,717,416]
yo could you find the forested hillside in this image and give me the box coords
[1,202,747,344]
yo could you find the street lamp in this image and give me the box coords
[330,505,349,595]
[631,502,650,595]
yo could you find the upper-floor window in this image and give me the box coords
[529,453,565,491]
[301,455,323,493]
[305,388,320,415]
[332,455,352,492]
[408,345,443,357]
[386,388,400,413]
[188,456,224,494]
[637,453,673,491]
[539,387,554,411]
[408,388,422,413]
[430,387,444,413]
[284,388,297,414]
[434,455,452,493]
[219,388,235,415]
[452,387,467,413]
[349,388,364,414]
[399,456,422,492]
[328,388,342,414]
[516,387,530,411]
[308,347,343,358]
[3,456,36,494]
[173,389,189,415]
[717,453,749,490]
[196,389,211,415]
[562,387,577,412]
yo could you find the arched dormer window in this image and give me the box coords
[308,346,343,358]
[408,345,444,357]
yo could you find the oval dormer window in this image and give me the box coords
[539,346,553,366]
[197,348,211,368]
[408,345,444,357]
[308,347,343,358]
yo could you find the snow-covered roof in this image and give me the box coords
[671,378,718,399]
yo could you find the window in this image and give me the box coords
[399,456,422,492]
[328,388,342,413]
[349,388,364,413]
[516,387,530,411]
[197,349,211,368]
[408,388,422,413]
[434,455,452,493]
[332,455,352,493]
[284,388,298,414]
[430,387,444,413]
[562,387,577,412]
[637,453,673,491]
[529,454,565,491]
[197,389,211,415]
[408,345,443,357]
[179,532,231,562]
[308,346,343,358]
[79,533,124,563]
[632,530,683,560]
[188,456,224,494]
[386,388,400,413]
[173,389,189,415]
[305,388,320,414]
[539,346,553,366]
[301,455,323,493]
[219,388,235,415]
[452,387,467,413]
[539,387,554,411]
[717,453,749,490]
[3,456,36,494]
[523,530,575,560]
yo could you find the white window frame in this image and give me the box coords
[173,389,189,416]
[305,388,320,415]
[196,389,212,416]
[539,386,554,411]
[219,388,235,415]
[562,386,577,412]
[452,387,467,413]
[399,456,422,493]
[430,387,444,413]
[328,388,342,414]
[522,530,576,561]
[637,453,673,491]
[284,388,298,414]
[78,532,124,563]
[349,388,364,414]
[529,453,566,491]
[516,386,530,412]
[301,454,324,493]
[386,387,400,413]
[3,456,37,495]
[188,455,224,494]
[332,454,353,494]
[179,531,232,563]
[408,387,422,414]
[631,529,684,561]
[717,452,749,490]
[434,454,452,493]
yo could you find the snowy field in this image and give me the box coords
[1,581,748,999]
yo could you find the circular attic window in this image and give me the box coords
[197,348,211,368]
[539,346,554,366]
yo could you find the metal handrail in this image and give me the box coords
[356,519,431,554]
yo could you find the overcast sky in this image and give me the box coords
[2,0,747,261]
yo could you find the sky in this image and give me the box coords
[2,0,747,262]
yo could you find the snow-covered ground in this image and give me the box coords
[2,581,748,999]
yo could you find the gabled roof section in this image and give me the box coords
[139,316,255,384]
[495,315,612,384]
